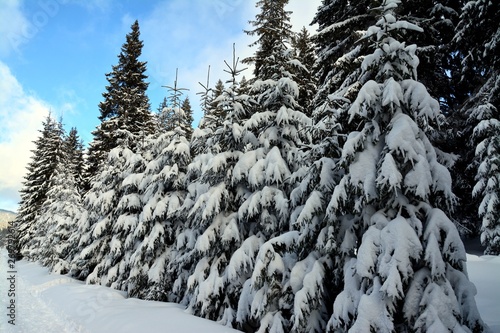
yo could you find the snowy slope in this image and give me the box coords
[1,248,499,332]
[0,249,238,333]
[466,254,500,332]
[0,209,15,229]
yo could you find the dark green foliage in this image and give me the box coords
[451,0,500,239]
[85,20,155,189]
[292,27,317,116]
[243,0,294,81]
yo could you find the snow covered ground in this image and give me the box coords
[1,248,499,333]
[0,249,238,333]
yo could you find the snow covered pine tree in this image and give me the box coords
[38,128,85,274]
[455,0,500,255]
[17,116,65,260]
[328,1,485,332]
[127,107,191,301]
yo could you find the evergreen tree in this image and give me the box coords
[202,79,226,129]
[17,115,64,259]
[38,143,84,274]
[311,0,374,107]
[292,27,317,116]
[194,79,226,156]
[95,139,148,290]
[327,2,485,331]
[455,0,499,99]
[473,117,500,255]
[127,117,191,301]
[180,97,194,141]
[65,127,85,192]
[455,0,500,253]
[398,0,463,113]
[197,66,214,119]
[157,96,176,132]
[85,20,155,190]
[175,48,254,325]
[226,1,313,330]
[243,0,292,80]
[70,131,142,282]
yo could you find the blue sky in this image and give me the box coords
[0,0,320,212]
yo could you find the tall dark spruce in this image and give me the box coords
[455,0,500,254]
[70,20,155,281]
[85,20,155,191]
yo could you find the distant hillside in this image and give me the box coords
[0,209,16,229]
[0,210,16,247]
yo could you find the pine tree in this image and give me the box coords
[180,97,194,140]
[455,0,500,253]
[126,109,191,301]
[226,1,313,330]
[327,2,485,331]
[311,0,374,107]
[292,27,317,116]
[70,130,143,282]
[65,127,85,193]
[174,47,255,325]
[85,20,155,190]
[16,115,65,259]
[38,141,84,274]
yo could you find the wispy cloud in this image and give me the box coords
[0,61,50,211]
[139,0,255,123]
[140,0,320,124]
[0,0,30,57]
[288,0,320,32]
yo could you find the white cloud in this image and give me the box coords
[141,0,321,125]
[288,0,321,33]
[140,0,256,124]
[0,0,30,57]
[0,61,50,211]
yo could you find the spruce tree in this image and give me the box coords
[175,48,254,325]
[180,97,194,140]
[38,141,84,274]
[200,79,226,131]
[327,2,485,331]
[455,0,500,253]
[157,96,175,132]
[17,115,65,259]
[85,20,155,190]
[65,127,85,193]
[398,0,463,113]
[473,117,500,255]
[97,140,148,290]
[311,0,374,107]
[292,27,317,116]
[127,109,191,301]
[228,1,313,330]
[70,130,143,282]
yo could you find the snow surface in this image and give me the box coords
[0,248,499,332]
[0,249,239,333]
